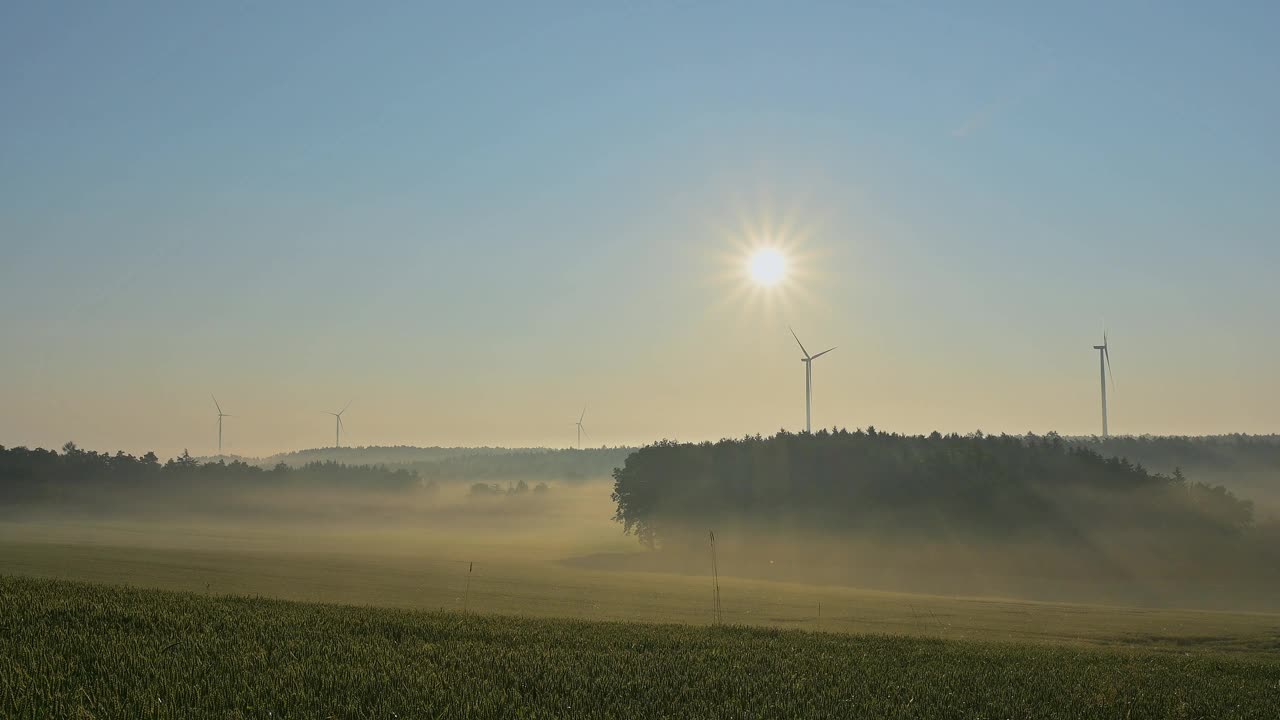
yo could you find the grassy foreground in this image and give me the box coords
[2,575,1278,719]
[6,526,1280,656]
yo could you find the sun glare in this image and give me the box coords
[711,208,823,319]
[748,248,787,287]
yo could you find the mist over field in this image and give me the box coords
[0,445,627,558]
[4,433,1279,613]
[9,441,1278,718]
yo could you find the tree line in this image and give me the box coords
[0,442,423,509]
[1070,434,1280,471]
[611,429,1260,549]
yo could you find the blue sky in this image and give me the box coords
[2,2,1278,456]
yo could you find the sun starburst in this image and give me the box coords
[705,203,827,322]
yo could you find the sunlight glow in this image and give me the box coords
[749,248,787,287]
[707,202,829,324]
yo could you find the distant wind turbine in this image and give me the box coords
[211,395,234,455]
[789,327,836,434]
[573,407,588,449]
[1092,332,1115,438]
[324,401,351,448]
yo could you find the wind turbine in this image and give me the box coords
[789,327,836,433]
[211,395,234,455]
[1092,332,1115,438]
[573,407,587,449]
[324,401,351,448]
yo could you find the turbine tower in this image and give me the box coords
[573,407,587,449]
[324,401,351,448]
[789,327,836,433]
[1092,333,1115,438]
[211,395,234,455]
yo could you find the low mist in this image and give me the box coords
[3,436,1280,614]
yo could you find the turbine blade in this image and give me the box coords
[211,395,222,414]
[580,425,588,438]
[810,346,837,360]
[579,406,586,423]
[789,326,810,358]
[340,399,352,415]
[1105,345,1115,391]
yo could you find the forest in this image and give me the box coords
[611,430,1263,547]
[1069,434,1280,508]
[609,430,1280,606]
[1071,434,1280,467]
[0,443,424,516]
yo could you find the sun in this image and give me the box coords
[707,204,826,320]
[748,248,788,287]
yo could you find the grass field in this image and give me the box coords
[3,499,1280,718]
[2,514,1280,657]
[2,574,1278,719]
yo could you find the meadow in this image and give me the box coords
[2,506,1279,656]
[2,574,1278,719]
[3,479,1280,718]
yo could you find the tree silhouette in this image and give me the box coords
[611,430,1258,549]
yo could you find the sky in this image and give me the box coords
[2,1,1278,458]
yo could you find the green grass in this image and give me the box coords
[3,517,1280,717]
[2,575,1278,719]
[3,524,1280,657]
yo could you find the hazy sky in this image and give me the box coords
[3,2,1278,457]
